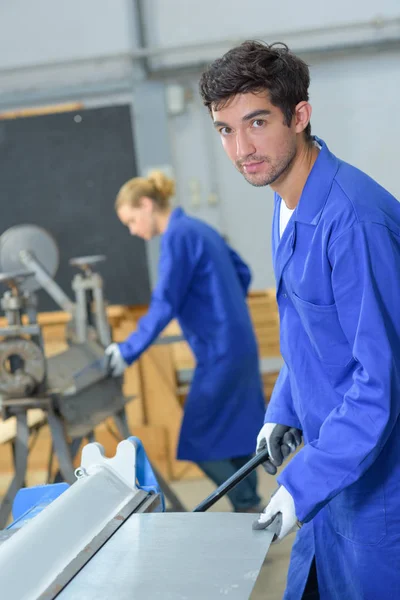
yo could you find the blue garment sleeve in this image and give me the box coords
[227,246,252,295]
[264,363,302,428]
[279,222,400,522]
[118,231,196,364]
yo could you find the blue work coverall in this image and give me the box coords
[119,208,265,462]
[267,137,400,599]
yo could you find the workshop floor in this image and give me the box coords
[170,466,293,600]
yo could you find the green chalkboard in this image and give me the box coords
[0,104,151,310]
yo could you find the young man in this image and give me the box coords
[199,41,400,599]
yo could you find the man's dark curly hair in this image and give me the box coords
[199,40,312,140]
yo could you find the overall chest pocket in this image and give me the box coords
[291,292,353,367]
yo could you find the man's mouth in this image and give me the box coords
[241,160,265,173]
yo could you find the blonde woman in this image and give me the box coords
[105,171,267,512]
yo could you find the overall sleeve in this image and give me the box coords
[279,222,400,522]
[227,245,252,295]
[265,363,302,428]
[119,231,197,364]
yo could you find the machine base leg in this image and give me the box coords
[47,408,76,485]
[150,464,186,512]
[0,411,29,527]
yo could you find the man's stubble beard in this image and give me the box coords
[236,145,297,188]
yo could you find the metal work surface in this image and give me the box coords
[58,512,274,600]
[0,528,17,547]
[46,342,105,394]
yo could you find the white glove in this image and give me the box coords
[253,485,300,542]
[256,423,302,466]
[104,343,128,377]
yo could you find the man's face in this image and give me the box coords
[212,91,297,187]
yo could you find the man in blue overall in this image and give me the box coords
[200,40,400,599]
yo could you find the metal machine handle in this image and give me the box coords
[193,447,271,512]
[19,250,75,314]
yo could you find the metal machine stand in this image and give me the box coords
[0,269,44,525]
[0,225,185,522]
[69,255,111,347]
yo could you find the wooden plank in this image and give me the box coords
[0,305,149,330]
[0,443,13,473]
[161,320,182,336]
[262,371,280,401]
[0,103,84,121]
[171,341,195,371]
[113,317,145,427]
[0,409,47,446]
[139,344,203,480]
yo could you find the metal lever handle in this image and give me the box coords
[193,447,271,512]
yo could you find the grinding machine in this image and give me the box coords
[0,224,184,526]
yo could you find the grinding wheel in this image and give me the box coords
[0,225,59,293]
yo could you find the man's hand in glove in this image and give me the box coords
[104,343,128,377]
[256,423,302,473]
[252,485,301,542]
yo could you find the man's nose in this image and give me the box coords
[236,130,256,158]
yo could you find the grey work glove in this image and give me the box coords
[256,423,302,473]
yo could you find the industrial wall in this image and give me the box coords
[1,1,399,289]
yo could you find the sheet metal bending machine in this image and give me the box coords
[0,439,276,600]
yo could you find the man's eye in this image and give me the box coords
[252,119,265,128]
[219,127,232,136]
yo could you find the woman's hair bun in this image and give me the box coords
[148,170,175,202]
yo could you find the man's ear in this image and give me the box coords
[294,101,312,134]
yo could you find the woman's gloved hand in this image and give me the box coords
[104,343,128,377]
